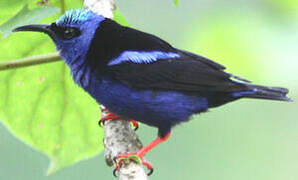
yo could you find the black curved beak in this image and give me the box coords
[13,24,55,38]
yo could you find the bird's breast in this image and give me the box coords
[71,66,91,88]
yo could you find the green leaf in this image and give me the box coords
[0,1,27,24]
[0,32,104,175]
[173,0,179,6]
[0,5,59,38]
[0,2,129,174]
[28,0,84,13]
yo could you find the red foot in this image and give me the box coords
[99,108,139,130]
[113,133,171,177]
[113,152,153,177]
[99,112,120,126]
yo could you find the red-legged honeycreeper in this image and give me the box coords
[13,9,291,176]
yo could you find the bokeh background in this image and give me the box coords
[0,0,297,179]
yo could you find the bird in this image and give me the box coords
[13,9,291,176]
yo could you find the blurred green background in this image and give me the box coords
[0,0,297,179]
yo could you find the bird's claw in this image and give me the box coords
[130,120,139,131]
[113,153,153,177]
[98,119,105,127]
[99,112,139,131]
[98,112,120,127]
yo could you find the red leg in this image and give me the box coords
[114,133,171,176]
[99,108,139,130]
[135,133,170,156]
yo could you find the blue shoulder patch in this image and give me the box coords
[108,51,180,66]
[56,9,101,26]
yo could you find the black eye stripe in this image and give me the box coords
[62,27,80,40]
[50,23,81,40]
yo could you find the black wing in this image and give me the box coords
[88,19,249,92]
[107,50,250,92]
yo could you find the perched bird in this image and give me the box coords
[14,9,291,175]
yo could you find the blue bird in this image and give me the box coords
[14,9,291,175]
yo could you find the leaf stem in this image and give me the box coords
[0,52,61,71]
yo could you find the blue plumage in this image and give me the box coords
[13,9,290,175]
[87,76,208,135]
[53,11,105,87]
[108,51,180,66]
[56,9,100,26]
[13,9,289,133]
[13,8,290,134]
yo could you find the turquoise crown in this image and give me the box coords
[56,9,98,26]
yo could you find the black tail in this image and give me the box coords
[243,84,292,102]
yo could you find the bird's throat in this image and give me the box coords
[65,54,92,88]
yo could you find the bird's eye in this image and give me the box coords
[62,27,80,40]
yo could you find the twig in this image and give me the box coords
[0,52,61,71]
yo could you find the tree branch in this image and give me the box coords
[101,106,148,180]
[84,1,148,179]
